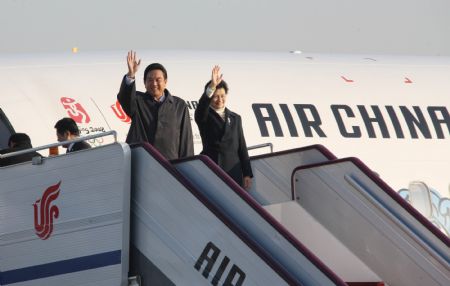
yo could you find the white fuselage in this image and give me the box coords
[0,50,449,197]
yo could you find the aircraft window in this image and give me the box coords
[0,109,15,150]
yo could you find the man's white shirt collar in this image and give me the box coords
[67,142,75,152]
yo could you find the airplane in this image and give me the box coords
[1,50,448,204]
[0,50,449,285]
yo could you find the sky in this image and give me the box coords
[1,0,450,56]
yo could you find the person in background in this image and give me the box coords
[0,133,42,166]
[195,66,253,190]
[54,117,91,153]
[117,50,194,160]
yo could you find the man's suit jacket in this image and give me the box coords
[0,145,42,167]
[67,141,91,153]
[117,76,194,160]
[195,93,253,186]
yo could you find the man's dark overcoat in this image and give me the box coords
[118,76,194,160]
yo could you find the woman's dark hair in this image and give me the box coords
[204,80,229,94]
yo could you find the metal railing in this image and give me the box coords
[247,142,273,153]
[0,131,117,160]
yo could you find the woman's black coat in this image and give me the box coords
[195,92,253,186]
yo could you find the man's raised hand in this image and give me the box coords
[127,50,141,78]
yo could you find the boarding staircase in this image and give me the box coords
[0,132,131,286]
[1,134,449,286]
[129,144,300,285]
[249,145,450,286]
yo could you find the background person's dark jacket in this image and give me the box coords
[117,76,194,160]
[0,143,42,167]
[67,141,91,153]
[195,92,253,186]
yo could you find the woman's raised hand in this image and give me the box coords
[210,65,223,89]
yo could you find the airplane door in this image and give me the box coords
[0,109,15,149]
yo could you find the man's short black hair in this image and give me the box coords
[8,133,32,148]
[204,80,229,94]
[144,63,168,81]
[54,117,80,136]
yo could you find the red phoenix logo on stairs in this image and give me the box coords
[33,181,61,240]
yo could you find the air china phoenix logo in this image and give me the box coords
[111,100,131,124]
[33,181,61,240]
[60,97,91,123]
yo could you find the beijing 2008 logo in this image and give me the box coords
[33,181,61,240]
[60,97,91,123]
